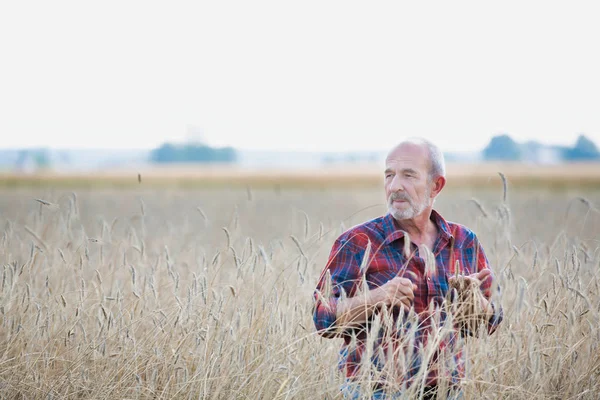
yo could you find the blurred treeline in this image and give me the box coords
[484,134,599,162]
[149,143,237,164]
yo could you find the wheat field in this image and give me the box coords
[0,181,599,399]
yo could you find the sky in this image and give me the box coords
[1,1,600,153]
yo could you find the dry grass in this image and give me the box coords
[2,162,600,189]
[0,183,600,398]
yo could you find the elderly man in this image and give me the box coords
[313,138,502,399]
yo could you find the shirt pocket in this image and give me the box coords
[365,249,403,288]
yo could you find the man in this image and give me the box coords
[313,138,502,398]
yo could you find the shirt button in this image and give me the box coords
[427,277,431,281]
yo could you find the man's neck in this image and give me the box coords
[394,209,438,249]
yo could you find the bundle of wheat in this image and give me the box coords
[447,275,489,335]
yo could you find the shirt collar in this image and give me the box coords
[382,209,454,245]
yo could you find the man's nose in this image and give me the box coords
[389,175,404,192]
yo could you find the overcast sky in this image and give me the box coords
[1,1,599,152]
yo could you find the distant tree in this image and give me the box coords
[483,134,522,161]
[563,134,600,161]
[522,140,543,153]
[150,143,237,164]
[345,154,358,163]
[321,155,336,164]
[15,149,51,171]
[33,151,51,168]
[151,143,178,163]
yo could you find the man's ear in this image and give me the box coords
[431,176,446,197]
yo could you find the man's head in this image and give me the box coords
[384,138,446,221]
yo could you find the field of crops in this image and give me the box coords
[1,174,600,398]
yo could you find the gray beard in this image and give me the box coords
[387,189,431,221]
[388,200,428,221]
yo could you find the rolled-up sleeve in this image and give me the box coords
[313,237,364,338]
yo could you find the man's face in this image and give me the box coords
[384,143,433,221]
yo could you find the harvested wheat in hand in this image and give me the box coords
[447,275,489,335]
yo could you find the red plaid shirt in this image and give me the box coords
[313,210,502,386]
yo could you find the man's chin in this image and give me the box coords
[389,209,414,221]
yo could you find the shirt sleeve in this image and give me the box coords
[313,236,365,339]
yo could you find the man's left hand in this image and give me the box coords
[449,269,494,321]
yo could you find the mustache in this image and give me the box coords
[388,192,412,202]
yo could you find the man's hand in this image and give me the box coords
[463,269,491,286]
[448,269,494,332]
[460,269,493,319]
[371,277,417,311]
[335,276,417,330]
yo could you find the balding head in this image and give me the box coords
[386,138,446,182]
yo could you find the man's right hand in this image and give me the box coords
[335,276,417,330]
[371,277,417,310]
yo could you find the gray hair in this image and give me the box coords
[392,137,446,181]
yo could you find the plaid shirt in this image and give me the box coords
[313,210,503,386]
